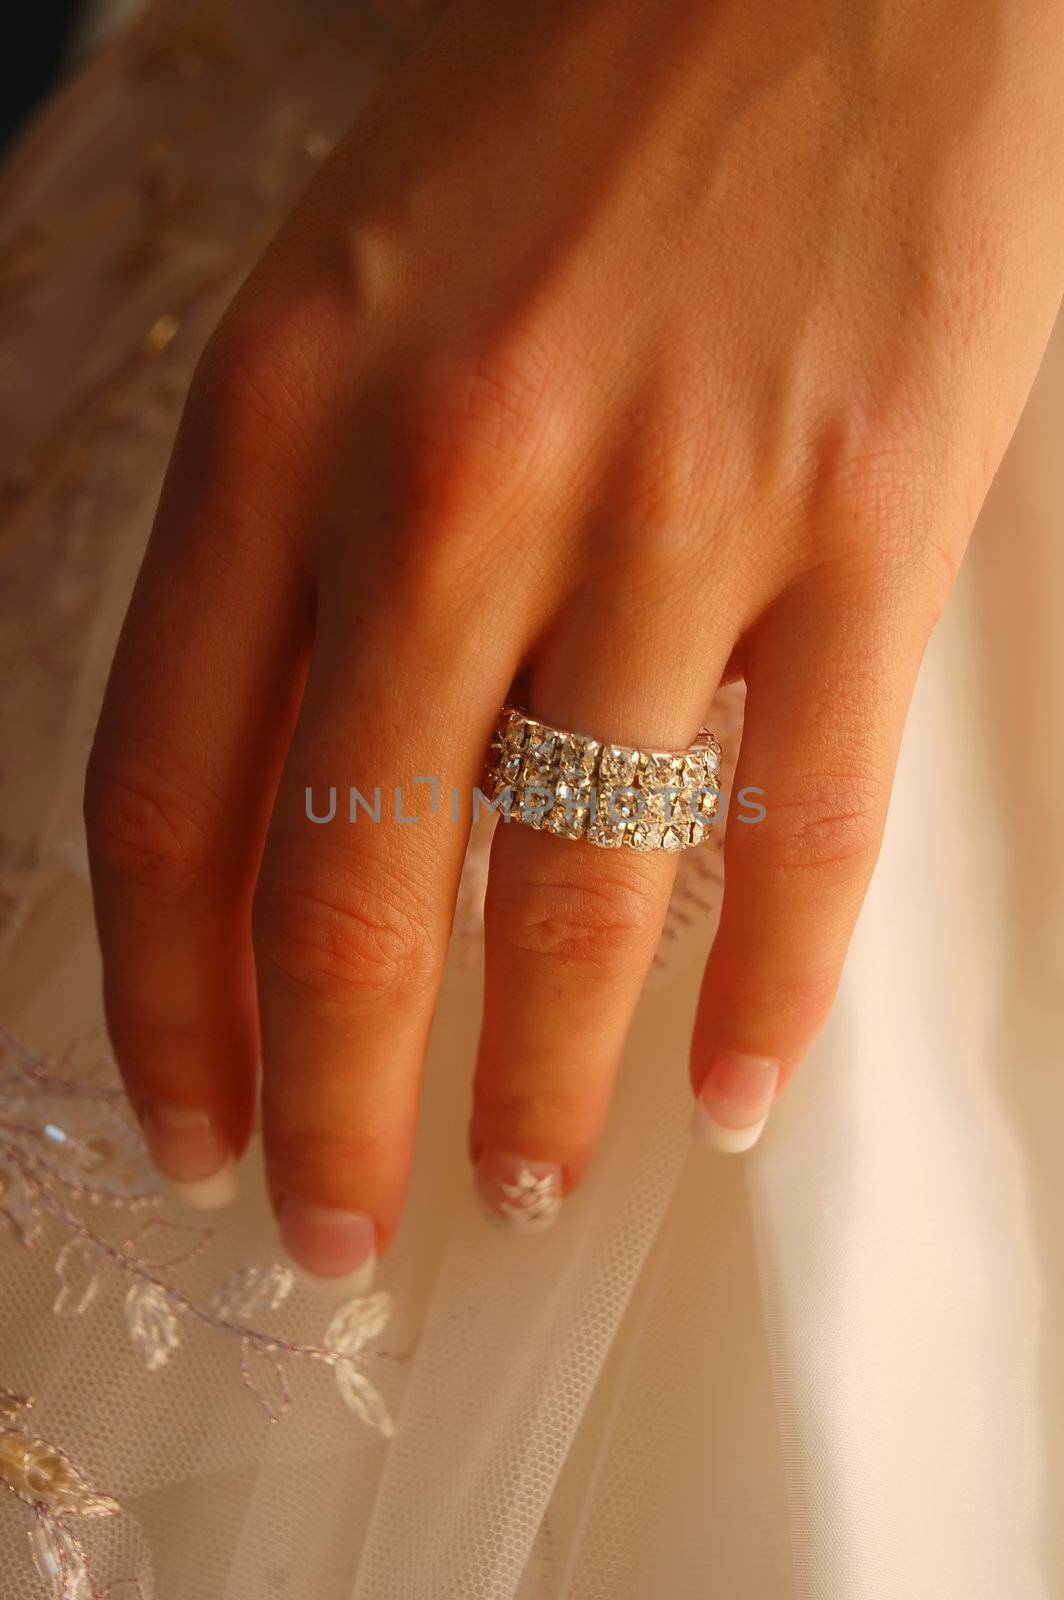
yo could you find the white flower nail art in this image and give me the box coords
[497,1168,562,1230]
[476,1154,563,1233]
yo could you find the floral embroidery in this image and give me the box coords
[0,1031,157,1250]
[0,1029,408,1591]
[325,1295,396,1433]
[0,1388,141,1599]
[209,1260,295,1319]
[0,1029,400,1434]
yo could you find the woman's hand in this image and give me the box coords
[84,0,1064,1281]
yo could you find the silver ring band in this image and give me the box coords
[482,705,722,852]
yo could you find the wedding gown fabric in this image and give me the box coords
[0,3,1061,1597]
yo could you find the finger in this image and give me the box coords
[472,565,738,1230]
[690,570,936,1151]
[253,575,518,1286]
[84,334,319,1206]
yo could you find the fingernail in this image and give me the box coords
[474,1150,563,1233]
[691,1054,780,1153]
[277,1198,377,1293]
[139,1101,238,1210]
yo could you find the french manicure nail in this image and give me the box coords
[277,1198,377,1293]
[474,1149,563,1232]
[139,1101,238,1210]
[691,1054,780,1153]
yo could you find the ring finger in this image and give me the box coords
[472,562,741,1229]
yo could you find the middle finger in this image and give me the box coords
[254,575,515,1286]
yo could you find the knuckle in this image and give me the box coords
[103,985,209,1053]
[475,1080,602,1145]
[798,395,967,614]
[489,868,659,972]
[713,961,842,1037]
[398,326,562,512]
[191,326,289,445]
[265,1122,387,1190]
[84,754,218,897]
[613,383,716,538]
[810,390,934,498]
[254,854,441,1006]
[183,301,333,476]
[748,773,884,883]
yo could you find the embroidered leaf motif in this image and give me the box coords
[239,1338,291,1423]
[29,1516,91,1598]
[52,1240,100,1318]
[124,1282,179,1371]
[323,1293,394,1433]
[334,1361,394,1438]
[121,1218,211,1272]
[0,1164,43,1247]
[0,1388,31,1425]
[209,1262,295,1321]
[54,1030,116,1089]
[0,1430,120,1517]
[324,1291,391,1356]
[3,1029,409,1433]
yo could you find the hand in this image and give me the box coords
[84,0,1064,1281]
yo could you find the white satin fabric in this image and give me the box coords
[0,3,1061,1596]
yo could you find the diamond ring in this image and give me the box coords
[482,705,722,852]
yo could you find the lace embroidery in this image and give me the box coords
[0,1387,143,1599]
[0,1029,399,1435]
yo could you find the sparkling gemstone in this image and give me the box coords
[498,709,528,752]
[550,780,590,832]
[607,785,643,822]
[639,788,670,823]
[668,789,693,822]
[559,734,600,781]
[600,745,638,786]
[661,825,688,851]
[644,753,683,788]
[629,821,663,851]
[519,786,553,827]
[588,812,625,848]
[697,786,720,818]
[545,805,587,840]
[524,729,558,775]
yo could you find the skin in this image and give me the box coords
[83,0,1064,1272]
